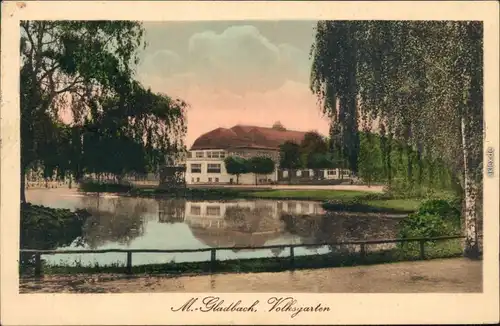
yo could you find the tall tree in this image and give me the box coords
[20,21,187,202]
[247,156,275,185]
[310,21,483,257]
[279,141,302,184]
[224,156,249,184]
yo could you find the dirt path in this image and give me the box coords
[20,258,481,293]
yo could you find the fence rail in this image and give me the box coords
[20,235,465,277]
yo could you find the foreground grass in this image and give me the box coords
[21,239,463,277]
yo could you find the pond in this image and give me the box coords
[25,189,401,267]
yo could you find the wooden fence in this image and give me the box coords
[20,235,465,277]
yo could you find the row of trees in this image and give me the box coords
[310,21,483,257]
[224,130,346,185]
[357,132,454,188]
[20,21,187,202]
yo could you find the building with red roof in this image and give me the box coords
[185,123,308,185]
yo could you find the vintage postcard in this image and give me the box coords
[1,0,499,325]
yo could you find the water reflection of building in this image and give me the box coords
[184,200,323,248]
[185,200,324,225]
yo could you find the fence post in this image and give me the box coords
[34,252,42,277]
[210,248,217,273]
[289,246,295,269]
[360,243,366,262]
[419,240,425,260]
[126,251,132,274]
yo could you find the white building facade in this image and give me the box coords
[184,148,278,185]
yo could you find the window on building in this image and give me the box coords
[215,178,219,183]
[301,203,309,213]
[283,170,288,178]
[207,163,221,173]
[277,202,284,212]
[190,205,201,215]
[191,177,194,183]
[328,170,336,176]
[343,170,350,176]
[196,177,200,182]
[206,206,221,216]
[288,202,297,213]
[186,152,192,158]
[207,151,226,159]
[191,163,202,173]
[196,151,204,158]
[208,177,212,182]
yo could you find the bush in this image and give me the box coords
[397,199,461,255]
[79,180,133,193]
[398,212,454,239]
[417,199,461,227]
[20,203,91,250]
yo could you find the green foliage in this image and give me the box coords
[417,199,461,227]
[20,21,187,201]
[79,180,133,193]
[224,156,249,184]
[398,213,455,239]
[247,156,275,184]
[247,156,275,175]
[310,22,483,256]
[357,132,384,185]
[20,203,91,250]
[279,141,302,171]
[397,199,462,253]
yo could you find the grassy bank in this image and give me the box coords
[20,239,463,277]
[78,181,421,213]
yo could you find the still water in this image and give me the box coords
[26,189,400,267]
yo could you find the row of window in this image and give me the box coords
[327,169,351,176]
[188,151,226,159]
[190,205,221,216]
[191,177,220,183]
[190,163,221,174]
[188,203,322,217]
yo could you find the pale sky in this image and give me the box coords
[136,21,330,148]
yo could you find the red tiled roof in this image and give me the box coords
[191,125,308,151]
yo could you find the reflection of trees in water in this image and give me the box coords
[79,197,151,248]
[280,212,401,245]
[158,199,186,223]
[224,205,279,233]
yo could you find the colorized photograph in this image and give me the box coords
[19,20,483,293]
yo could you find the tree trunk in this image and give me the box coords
[461,116,480,259]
